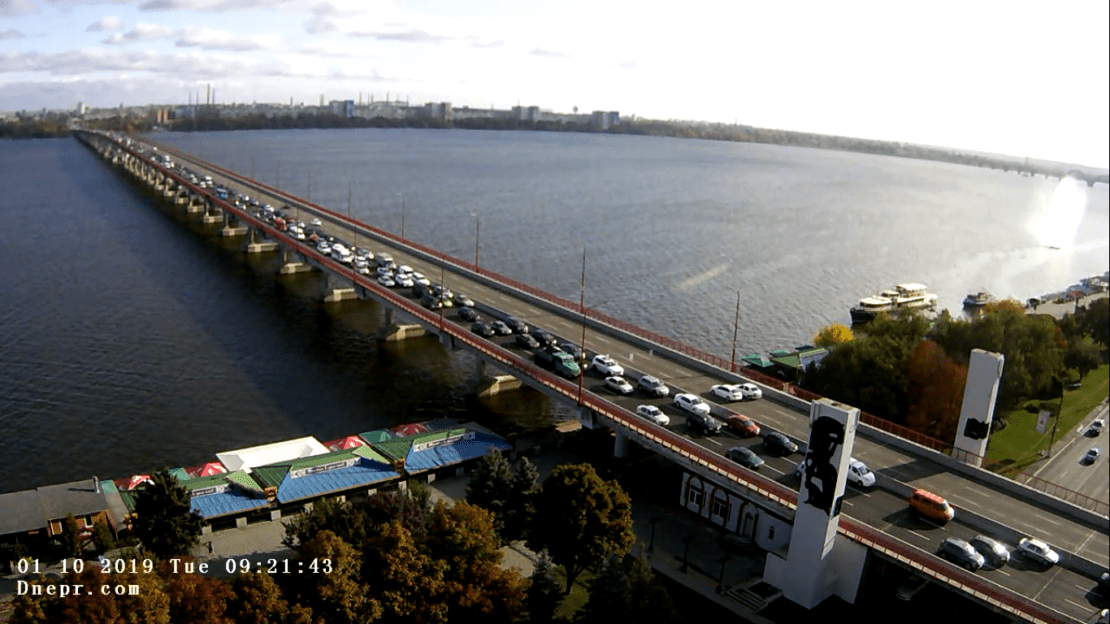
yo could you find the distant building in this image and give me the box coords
[591,110,620,130]
[329,100,355,118]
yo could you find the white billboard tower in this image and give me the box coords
[954,349,1005,467]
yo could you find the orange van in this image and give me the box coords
[908,489,955,522]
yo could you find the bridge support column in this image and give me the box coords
[246,228,278,252]
[438,330,455,349]
[380,324,428,341]
[321,272,357,303]
[613,431,629,458]
[202,206,223,224]
[477,374,523,398]
[278,247,312,273]
[221,212,248,237]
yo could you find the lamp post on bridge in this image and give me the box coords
[472,211,480,272]
[396,192,406,241]
[730,291,740,373]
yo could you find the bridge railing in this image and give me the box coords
[107,133,1071,624]
[1017,472,1110,517]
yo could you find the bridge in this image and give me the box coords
[77,129,1108,623]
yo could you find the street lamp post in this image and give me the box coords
[730,291,740,373]
[715,554,731,593]
[473,212,480,271]
[680,535,694,573]
[396,192,406,241]
[578,247,587,404]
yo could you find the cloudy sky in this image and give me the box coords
[2,0,1107,167]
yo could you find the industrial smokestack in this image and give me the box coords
[207,83,210,105]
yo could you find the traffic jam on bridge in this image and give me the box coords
[90,130,1109,624]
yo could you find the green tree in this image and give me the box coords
[59,514,82,559]
[1077,297,1109,347]
[526,464,635,594]
[526,551,562,624]
[131,470,204,560]
[504,456,540,544]
[1065,335,1101,380]
[465,450,515,539]
[578,554,629,623]
[91,517,117,555]
[625,554,678,624]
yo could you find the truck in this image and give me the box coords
[534,346,581,379]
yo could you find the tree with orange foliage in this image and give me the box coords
[159,559,235,624]
[905,340,968,442]
[813,323,853,349]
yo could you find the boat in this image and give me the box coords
[851,283,938,323]
[963,291,993,308]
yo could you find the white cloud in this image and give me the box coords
[103,23,175,45]
[176,27,281,51]
[529,48,569,58]
[85,16,122,32]
[0,28,28,40]
[0,0,39,18]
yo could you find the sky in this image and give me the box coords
[1,0,1107,168]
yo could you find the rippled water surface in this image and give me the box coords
[0,130,1106,494]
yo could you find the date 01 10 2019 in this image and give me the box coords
[14,556,334,577]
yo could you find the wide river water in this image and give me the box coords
[1,128,1106,494]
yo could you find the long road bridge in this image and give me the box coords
[77,129,1108,624]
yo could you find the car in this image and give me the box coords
[636,405,670,426]
[377,266,394,277]
[937,537,985,571]
[453,293,476,308]
[1084,447,1102,464]
[531,328,558,347]
[968,535,1010,567]
[420,294,443,310]
[737,383,762,400]
[1089,419,1106,436]
[711,384,745,402]
[377,275,396,287]
[846,459,876,488]
[515,333,540,349]
[726,447,764,470]
[909,489,955,523]
[763,431,798,456]
[505,316,528,334]
[395,273,414,288]
[396,264,413,275]
[458,307,480,322]
[686,412,723,435]
[592,354,625,376]
[895,574,928,601]
[1016,537,1059,567]
[674,393,711,416]
[639,375,669,397]
[605,376,634,395]
[411,272,431,286]
[310,218,322,226]
[534,346,581,379]
[724,414,760,437]
[471,321,495,337]
[491,320,512,335]
[559,342,585,363]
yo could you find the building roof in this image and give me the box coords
[401,431,512,474]
[0,479,111,537]
[216,436,329,473]
[249,447,400,504]
[742,353,774,368]
[769,348,829,370]
[359,429,395,444]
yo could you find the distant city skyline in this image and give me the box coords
[2,0,1107,168]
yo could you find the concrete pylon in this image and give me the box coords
[764,398,868,608]
[954,349,1005,467]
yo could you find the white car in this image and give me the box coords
[795,457,874,488]
[674,393,711,416]
[377,266,394,277]
[711,384,745,402]
[592,354,625,376]
[1016,537,1059,567]
[605,376,634,395]
[738,383,762,400]
[1089,419,1106,436]
[397,265,413,275]
[636,405,670,426]
[395,274,414,288]
[377,275,396,287]
[411,272,432,286]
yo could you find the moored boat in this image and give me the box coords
[963,291,993,308]
[851,283,938,323]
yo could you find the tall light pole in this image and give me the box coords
[473,211,480,271]
[578,246,587,404]
[730,291,740,373]
[396,192,406,241]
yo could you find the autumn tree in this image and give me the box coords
[526,551,562,623]
[361,519,447,623]
[526,463,635,594]
[131,469,204,560]
[159,560,235,624]
[424,501,526,622]
[904,340,968,442]
[290,530,378,624]
[59,514,81,559]
[813,323,853,349]
[13,565,172,624]
[230,570,310,624]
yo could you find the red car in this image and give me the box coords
[725,414,760,437]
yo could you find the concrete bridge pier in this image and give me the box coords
[246,228,278,253]
[613,431,630,458]
[477,374,524,397]
[221,212,248,237]
[186,195,205,214]
[278,247,312,273]
[321,271,357,303]
[161,181,176,199]
[202,206,223,225]
[380,323,429,341]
